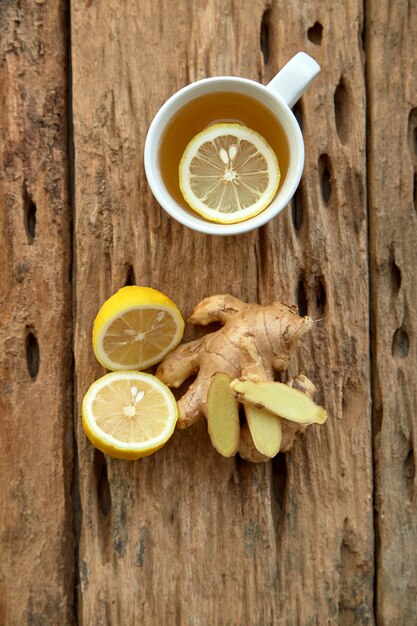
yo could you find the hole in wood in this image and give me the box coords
[94,449,112,517]
[25,330,40,379]
[390,257,402,293]
[125,264,136,286]
[296,278,308,317]
[292,102,303,131]
[407,108,417,159]
[404,446,415,497]
[318,153,332,204]
[315,275,326,315]
[260,10,270,65]
[291,185,304,231]
[23,186,37,244]
[391,326,409,358]
[307,21,323,45]
[334,76,351,144]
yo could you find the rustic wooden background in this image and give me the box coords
[1,0,416,624]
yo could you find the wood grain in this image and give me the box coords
[71,1,269,622]
[1,0,416,623]
[260,1,374,623]
[366,0,417,623]
[0,1,73,624]
[71,0,374,624]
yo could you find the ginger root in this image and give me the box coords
[156,294,326,462]
[157,295,312,426]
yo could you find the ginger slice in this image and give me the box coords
[207,373,240,457]
[238,422,270,463]
[244,404,282,458]
[231,379,327,425]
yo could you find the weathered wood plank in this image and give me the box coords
[71,2,269,622]
[366,0,417,623]
[0,1,73,624]
[260,1,374,623]
[71,0,373,624]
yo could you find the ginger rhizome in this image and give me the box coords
[156,294,326,462]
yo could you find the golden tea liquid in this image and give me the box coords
[158,91,290,212]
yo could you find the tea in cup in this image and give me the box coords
[144,52,320,235]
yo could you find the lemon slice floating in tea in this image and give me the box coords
[82,371,178,459]
[179,123,280,224]
[92,286,185,371]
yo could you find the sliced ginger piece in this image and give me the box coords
[206,373,240,457]
[238,422,270,463]
[244,404,282,457]
[231,379,327,425]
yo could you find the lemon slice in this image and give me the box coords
[82,371,178,459]
[179,123,280,224]
[93,286,185,371]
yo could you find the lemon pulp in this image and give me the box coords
[82,371,178,459]
[179,123,280,224]
[93,286,184,371]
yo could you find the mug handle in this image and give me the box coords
[266,52,320,108]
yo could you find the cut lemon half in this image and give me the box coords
[93,286,185,371]
[82,371,178,459]
[179,123,280,224]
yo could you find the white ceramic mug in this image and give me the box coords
[144,52,320,236]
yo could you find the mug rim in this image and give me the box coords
[144,76,305,235]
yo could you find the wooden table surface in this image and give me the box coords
[1,1,416,624]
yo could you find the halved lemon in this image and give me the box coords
[179,123,280,224]
[93,286,185,371]
[82,371,178,459]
